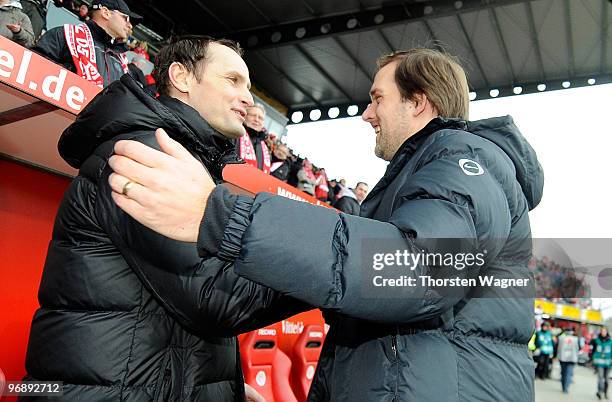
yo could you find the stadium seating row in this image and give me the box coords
[239,324,325,402]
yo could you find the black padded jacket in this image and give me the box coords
[24,75,308,401]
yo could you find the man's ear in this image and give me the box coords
[100,7,113,21]
[412,93,428,116]
[168,62,191,94]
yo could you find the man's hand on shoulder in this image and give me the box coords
[108,128,215,242]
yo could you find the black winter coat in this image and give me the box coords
[205,117,543,401]
[33,20,127,87]
[270,158,290,182]
[24,75,308,401]
[333,195,360,216]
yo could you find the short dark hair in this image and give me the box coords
[153,35,243,96]
[356,182,368,188]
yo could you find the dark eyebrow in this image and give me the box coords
[369,88,381,100]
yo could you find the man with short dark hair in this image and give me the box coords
[108,48,543,401]
[33,0,140,87]
[25,36,305,401]
[354,182,368,203]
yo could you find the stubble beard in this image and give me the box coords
[374,129,393,161]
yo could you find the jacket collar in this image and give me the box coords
[157,95,240,181]
[364,117,467,204]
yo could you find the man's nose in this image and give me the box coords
[362,103,374,122]
[241,91,254,108]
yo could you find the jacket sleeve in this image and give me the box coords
[93,135,311,337]
[214,149,512,324]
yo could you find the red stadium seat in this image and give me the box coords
[290,325,326,402]
[271,346,297,402]
[240,327,297,402]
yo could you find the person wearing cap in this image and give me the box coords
[33,0,142,87]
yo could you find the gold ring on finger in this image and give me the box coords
[122,180,136,197]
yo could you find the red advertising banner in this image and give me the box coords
[223,163,334,209]
[0,35,100,114]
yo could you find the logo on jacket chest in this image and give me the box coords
[459,158,484,176]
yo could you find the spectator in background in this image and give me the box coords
[286,154,301,188]
[334,182,368,215]
[354,181,369,203]
[592,327,612,399]
[132,40,156,86]
[270,143,290,182]
[0,0,34,47]
[327,178,338,203]
[238,103,271,173]
[34,0,142,87]
[333,182,367,215]
[264,131,275,153]
[557,327,579,394]
[331,178,347,202]
[52,0,74,11]
[535,322,555,379]
[315,167,329,201]
[20,0,45,40]
[77,3,89,21]
[132,40,150,60]
[297,158,316,195]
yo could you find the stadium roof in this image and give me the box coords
[126,0,611,123]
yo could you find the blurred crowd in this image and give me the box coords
[240,102,369,215]
[531,321,611,397]
[529,256,591,305]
